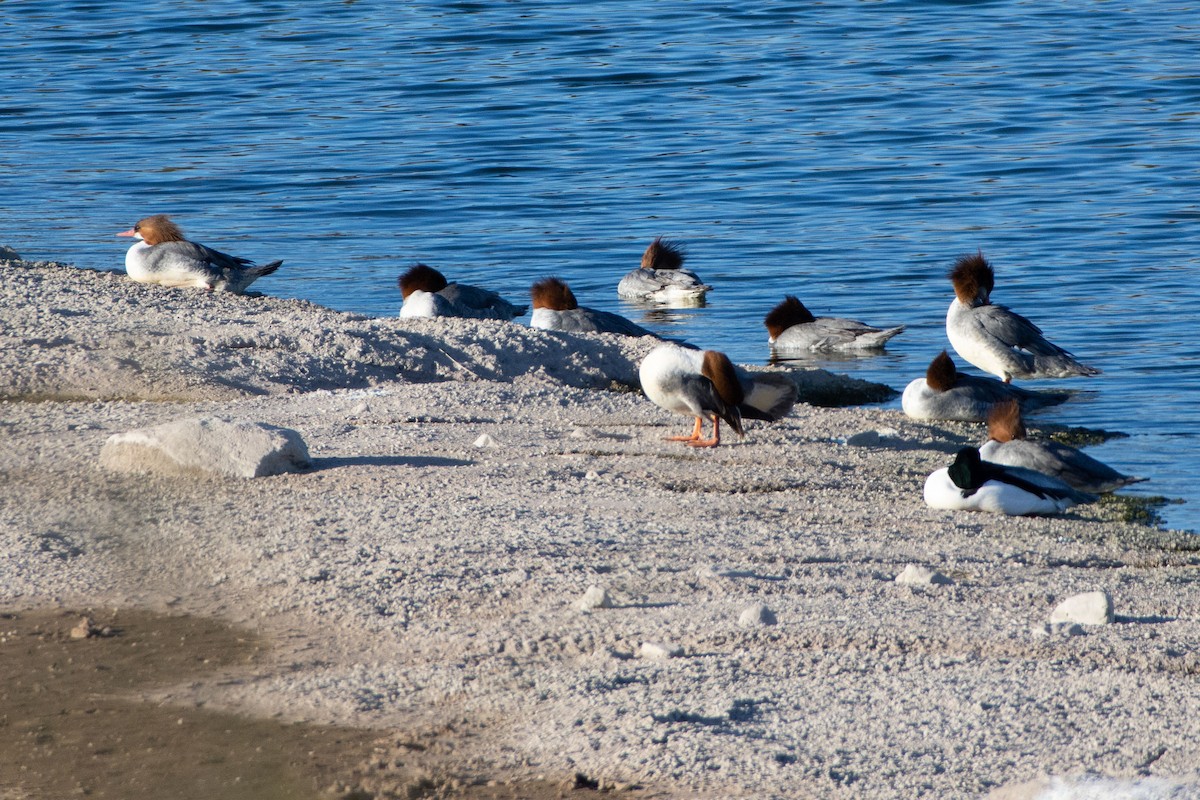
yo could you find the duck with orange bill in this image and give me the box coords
[116,214,282,293]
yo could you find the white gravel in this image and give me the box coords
[3,258,1199,799]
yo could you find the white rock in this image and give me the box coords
[577,585,613,611]
[1050,590,1114,626]
[737,603,777,627]
[894,564,953,586]
[638,641,683,660]
[474,433,500,448]
[99,417,310,479]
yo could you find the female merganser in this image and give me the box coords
[639,343,797,447]
[945,252,1100,382]
[764,295,904,353]
[531,277,657,337]
[116,214,282,293]
[924,446,1096,515]
[398,263,527,320]
[977,400,1146,494]
[901,350,1069,422]
[617,237,711,306]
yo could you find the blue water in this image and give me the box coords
[2,1,1198,531]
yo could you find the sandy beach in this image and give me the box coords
[2,258,1199,799]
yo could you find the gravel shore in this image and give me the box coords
[3,258,1198,799]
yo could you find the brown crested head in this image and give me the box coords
[763,295,817,339]
[641,236,687,271]
[700,349,746,408]
[925,350,958,392]
[947,251,995,305]
[530,277,578,311]
[986,399,1026,442]
[134,214,186,246]
[398,263,449,298]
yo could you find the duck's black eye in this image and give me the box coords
[133,224,140,231]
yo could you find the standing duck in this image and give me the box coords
[531,277,657,337]
[901,351,1069,422]
[116,214,282,293]
[978,400,1146,494]
[398,263,527,320]
[765,295,904,353]
[639,343,797,447]
[946,252,1100,382]
[924,446,1097,515]
[617,237,710,306]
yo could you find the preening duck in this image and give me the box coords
[530,277,656,337]
[977,400,1146,494]
[639,343,797,447]
[901,350,1070,422]
[117,214,282,293]
[764,295,904,353]
[945,252,1100,382]
[616,237,710,306]
[924,446,1096,516]
[398,263,527,320]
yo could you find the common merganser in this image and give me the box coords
[764,296,904,353]
[901,350,1069,422]
[977,400,1146,494]
[924,446,1096,515]
[530,277,657,337]
[116,214,281,293]
[398,263,527,320]
[616,237,710,306]
[946,252,1100,382]
[639,343,797,447]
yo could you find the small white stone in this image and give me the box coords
[577,585,613,611]
[639,641,683,660]
[737,604,777,627]
[350,401,370,415]
[473,433,500,448]
[1050,590,1114,626]
[894,564,953,586]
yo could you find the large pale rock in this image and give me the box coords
[100,417,310,478]
[1049,590,1114,626]
[894,564,953,586]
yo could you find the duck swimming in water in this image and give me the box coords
[764,295,904,353]
[977,400,1146,494]
[901,350,1070,422]
[117,214,282,293]
[398,263,527,320]
[530,277,657,337]
[945,252,1100,382]
[617,237,710,306]
[639,343,797,447]
[924,445,1097,515]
